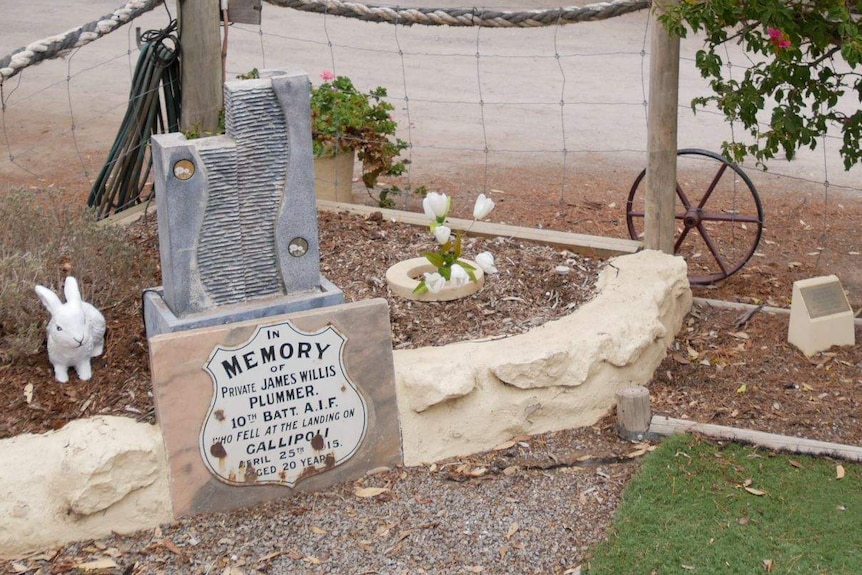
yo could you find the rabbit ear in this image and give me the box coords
[35,285,62,315]
[63,276,82,306]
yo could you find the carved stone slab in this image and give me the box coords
[148,299,401,518]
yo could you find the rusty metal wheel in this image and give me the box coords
[626,148,764,285]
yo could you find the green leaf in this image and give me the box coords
[423,251,445,268]
[453,260,477,282]
[456,259,476,271]
[413,281,429,295]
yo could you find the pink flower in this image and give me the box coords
[767,27,792,50]
[321,70,335,82]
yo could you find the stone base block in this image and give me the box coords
[148,298,401,518]
[143,276,343,338]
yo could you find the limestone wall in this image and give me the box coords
[0,416,172,557]
[0,250,691,557]
[396,249,692,465]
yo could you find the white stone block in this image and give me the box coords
[0,417,171,558]
[788,275,855,356]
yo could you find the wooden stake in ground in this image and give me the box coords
[616,386,651,441]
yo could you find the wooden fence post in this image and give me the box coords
[179,0,223,134]
[645,0,680,254]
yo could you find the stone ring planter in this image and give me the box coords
[385,257,485,301]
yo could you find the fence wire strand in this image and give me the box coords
[0,0,858,232]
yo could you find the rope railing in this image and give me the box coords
[0,0,651,82]
[0,0,164,82]
[262,0,650,27]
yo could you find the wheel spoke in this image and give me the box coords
[675,184,693,209]
[697,163,728,209]
[627,209,690,220]
[696,223,730,276]
[699,212,761,223]
[674,226,691,253]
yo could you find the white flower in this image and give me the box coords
[475,251,498,274]
[433,225,452,245]
[423,272,446,294]
[473,193,495,220]
[423,192,450,221]
[449,264,470,288]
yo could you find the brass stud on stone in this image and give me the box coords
[288,237,309,257]
[173,159,195,181]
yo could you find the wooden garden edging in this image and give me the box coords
[650,415,862,463]
[316,200,642,258]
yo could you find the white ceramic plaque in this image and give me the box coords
[200,321,367,487]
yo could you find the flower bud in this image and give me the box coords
[433,225,452,245]
[475,251,498,274]
[423,192,450,222]
[473,193,495,220]
[449,264,470,288]
[423,272,446,294]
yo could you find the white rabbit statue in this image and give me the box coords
[34,276,106,383]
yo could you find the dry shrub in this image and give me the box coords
[0,189,156,362]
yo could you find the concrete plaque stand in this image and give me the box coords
[143,69,343,338]
[149,299,400,518]
[144,70,400,518]
[788,275,855,356]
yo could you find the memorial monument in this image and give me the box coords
[144,69,401,518]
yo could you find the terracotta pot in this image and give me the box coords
[385,257,485,302]
[313,148,355,203]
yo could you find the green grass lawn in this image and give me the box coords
[587,434,862,574]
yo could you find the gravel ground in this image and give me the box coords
[6,420,640,574]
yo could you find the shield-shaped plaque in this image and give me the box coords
[200,321,367,487]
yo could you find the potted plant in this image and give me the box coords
[311,71,409,205]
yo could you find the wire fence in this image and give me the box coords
[1,1,860,248]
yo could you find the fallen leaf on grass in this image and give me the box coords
[763,558,774,572]
[737,384,747,394]
[354,486,390,498]
[837,465,845,480]
[789,459,804,469]
[744,486,767,496]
